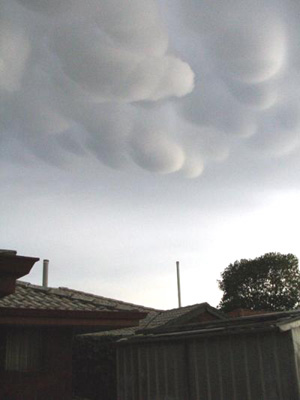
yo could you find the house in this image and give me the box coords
[75,302,227,399]
[0,251,147,400]
[117,309,300,400]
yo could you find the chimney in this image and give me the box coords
[43,259,49,287]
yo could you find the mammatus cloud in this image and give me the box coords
[130,130,185,174]
[1,0,300,178]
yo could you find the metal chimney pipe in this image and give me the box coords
[43,259,49,287]
[176,261,182,308]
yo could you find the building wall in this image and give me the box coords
[117,330,300,400]
[0,327,73,400]
[292,327,300,395]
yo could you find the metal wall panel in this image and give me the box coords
[117,330,300,400]
[291,327,300,396]
[118,341,189,400]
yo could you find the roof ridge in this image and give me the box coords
[141,310,163,329]
[162,302,207,313]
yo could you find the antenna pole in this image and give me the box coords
[176,261,182,308]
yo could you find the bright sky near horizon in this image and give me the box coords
[1,0,300,310]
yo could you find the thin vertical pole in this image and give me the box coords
[176,261,182,308]
[43,259,49,287]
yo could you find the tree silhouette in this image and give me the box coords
[218,252,300,312]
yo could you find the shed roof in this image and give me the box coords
[120,309,300,344]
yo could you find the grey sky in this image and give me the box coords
[1,0,300,309]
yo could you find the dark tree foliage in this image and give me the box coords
[218,252,300,312]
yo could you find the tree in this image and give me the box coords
[218,252,300,312]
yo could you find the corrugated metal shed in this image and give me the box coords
[74,303,226,400]
[117,310,300,400]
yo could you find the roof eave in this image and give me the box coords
[0,255,39,298]
[0,307,147,330]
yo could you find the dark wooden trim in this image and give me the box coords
[0,308,147,329]
[0,307,146,319]
[0,255,39,298]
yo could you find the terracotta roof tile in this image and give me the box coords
[0,281,157,313]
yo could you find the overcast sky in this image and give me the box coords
[1,0,300,310]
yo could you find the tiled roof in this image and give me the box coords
[3,282,226,336]
[0,281,157,313]
[86,303,226,337]
[142,303,207,329]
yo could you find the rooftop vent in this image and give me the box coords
[43,259,49,287]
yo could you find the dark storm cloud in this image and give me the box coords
[1,0,300,180]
